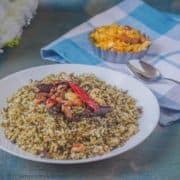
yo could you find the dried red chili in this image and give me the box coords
[68,82,100,112]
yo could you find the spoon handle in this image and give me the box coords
[163,77,180,84]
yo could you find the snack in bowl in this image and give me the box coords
[89,24,151,63]
[1,72,142,160]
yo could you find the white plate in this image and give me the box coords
[0,64,160,164]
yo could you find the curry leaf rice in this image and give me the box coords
[1,73,141,160]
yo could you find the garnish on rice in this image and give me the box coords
[34,80,112,120]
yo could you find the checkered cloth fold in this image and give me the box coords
[41,0,180,126]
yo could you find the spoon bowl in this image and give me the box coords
[128,60,180,84]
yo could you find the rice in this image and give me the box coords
[1,73,141,160]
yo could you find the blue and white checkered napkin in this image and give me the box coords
[41,0,180,126]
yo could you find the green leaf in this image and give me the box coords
[5,37,21,48]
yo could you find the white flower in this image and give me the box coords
[0,0,39,51]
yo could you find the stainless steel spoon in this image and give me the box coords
[128,60,180,84]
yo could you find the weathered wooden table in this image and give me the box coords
[0,1,180,179]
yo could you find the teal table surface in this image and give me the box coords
[0,1,180,179]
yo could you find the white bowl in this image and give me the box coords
[0,64,160,164]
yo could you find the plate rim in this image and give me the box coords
[0,64,160,164]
